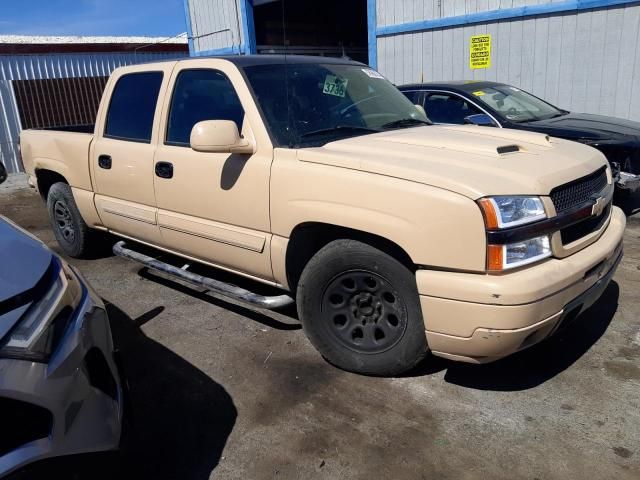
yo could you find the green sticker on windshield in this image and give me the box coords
[323,75,348,97]
[472,90,485,96]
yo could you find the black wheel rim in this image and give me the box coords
[321,270,409,354]
[53,200,75,243]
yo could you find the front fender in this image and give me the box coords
[270,158,487,272]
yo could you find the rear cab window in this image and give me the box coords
[165,69,245,146]
[104,72,163,142]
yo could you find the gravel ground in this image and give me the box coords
[1,174,639,480]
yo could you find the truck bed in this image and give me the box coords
[20,128,95,191]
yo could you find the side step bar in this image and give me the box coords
[113,241,294,309]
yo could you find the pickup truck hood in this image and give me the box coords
[297,125,608,199]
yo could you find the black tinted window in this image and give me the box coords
[402,90,423,105]
[166,69,244,146]
[243,64,427,147]
[105,72,163,142]
[425,93,481,124]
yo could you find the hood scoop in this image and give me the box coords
[497,145,520,155]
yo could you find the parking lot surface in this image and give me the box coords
[1,176,639,480]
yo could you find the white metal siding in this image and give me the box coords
[377,3,640,122]
[377,0,580,24]
[0,51,185,173]
[187,0,244,53]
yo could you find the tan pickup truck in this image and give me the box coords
[21,56,625,375]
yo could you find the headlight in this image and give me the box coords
[478,196,551,271]
[0,259,84,362]
[479,196,546,228]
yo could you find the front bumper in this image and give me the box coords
[0,285,122,477]
[417,206,626,363]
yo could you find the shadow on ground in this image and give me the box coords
[403,282,620,391]
[8,303,237,480]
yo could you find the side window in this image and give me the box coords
[166,69,245,146]
[402,90,423,106]
[424,93,481,124]
[104,72,163,142]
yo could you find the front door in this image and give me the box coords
[91,65,172,245]
[152,60,274,281]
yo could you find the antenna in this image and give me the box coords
[281,0,293,147]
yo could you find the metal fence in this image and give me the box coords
[0,51,187,173]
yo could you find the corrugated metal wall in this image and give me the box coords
[376,0,574,25]
[0,51,185,173]
[376,1,640,122]
[186,0,245,54]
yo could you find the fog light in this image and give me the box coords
[488,235,551,271]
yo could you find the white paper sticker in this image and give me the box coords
[362,68,385,79]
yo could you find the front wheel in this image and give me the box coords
[296,240,428,376]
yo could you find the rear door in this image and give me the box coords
[90,63,174,245]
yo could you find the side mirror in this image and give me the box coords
[464,114,497,127]
[190,120,255,154]
[414,104,427,118]
[0,162,6,185]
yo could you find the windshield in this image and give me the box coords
[243,63,429,147]
[470,85,565,122]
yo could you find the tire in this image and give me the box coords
[296,239,428,376]
[46,182,96,258]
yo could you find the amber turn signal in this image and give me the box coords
[487,244,504,271]
[478,198,499,229]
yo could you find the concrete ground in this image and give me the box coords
[1,175,639,480]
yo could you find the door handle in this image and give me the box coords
[98,154,112,169]
[155,161,173,179]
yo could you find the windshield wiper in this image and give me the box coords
[382,118,432,129]
[300,125,381,139]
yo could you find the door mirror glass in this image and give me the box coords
[464,114,497,127]
[0,162,7,185]
[190,120,255,154]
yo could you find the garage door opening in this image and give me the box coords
[253,0,368,64]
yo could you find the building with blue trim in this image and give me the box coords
[185,0,640,121]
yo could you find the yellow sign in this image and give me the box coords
[470,34,491,69]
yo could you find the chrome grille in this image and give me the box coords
[550,167,608,213]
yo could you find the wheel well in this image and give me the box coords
[285,223,415,292]
[36,169,67,201]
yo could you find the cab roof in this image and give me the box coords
[202,54,365,67]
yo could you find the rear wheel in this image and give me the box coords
[47,182,98,258]
[296,240,428,376]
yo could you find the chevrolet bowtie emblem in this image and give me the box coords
[591,196,607,217]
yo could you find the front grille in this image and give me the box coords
[0,398,52,456]
[561,203,611,245]
[550,167,608,213]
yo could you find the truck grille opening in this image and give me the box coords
[550,167,608,213]
[0,398,52,456]
[560,203,611,245]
